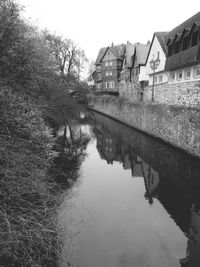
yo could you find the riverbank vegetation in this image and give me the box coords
[0,0,89,265]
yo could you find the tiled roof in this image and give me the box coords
[165,11,200,71]
[109,44,126,60]
[95,44,126,65]
[164,11,200,41]
[125,43,135,67]
[165,42,200,70]
[95,47,107,65]
[155,32,168,55]
[145,32,168,66]
[135,43,150,66]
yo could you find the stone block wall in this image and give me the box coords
[90,97,200,157]
[144,81,200,107]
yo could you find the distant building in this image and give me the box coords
[131,42,150,101]
[94,47,107,93]
[119,41,135,97]
[94,43,125,94]
[85,72,95,87]
[119,42,150,101]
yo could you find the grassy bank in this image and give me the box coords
[0,86,62,266]
[0,1,90,264]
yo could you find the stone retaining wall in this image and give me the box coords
[90,97,200,157]
[144,81,200,107]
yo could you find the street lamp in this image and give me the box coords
[149,56,160,102]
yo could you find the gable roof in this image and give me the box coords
[125,43,135,67]
[134,43,150,66]
[145,32,168,65]
[95,44,126,65]
[156,32,168,54]
[164,11,200,42]
[164,11,200,71]
[103,44,126,61]
[95,47,107,65]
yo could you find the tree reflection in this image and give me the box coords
[49,123,90,190]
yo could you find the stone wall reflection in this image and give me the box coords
[90,111,200,267]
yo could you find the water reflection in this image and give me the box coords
[59,111,200,267]
[179,204,200,267]
[49,122,90,190]
[91,111,200,267]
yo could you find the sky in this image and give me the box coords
[18,0,200,74]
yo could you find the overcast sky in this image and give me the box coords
[19,0,199,67]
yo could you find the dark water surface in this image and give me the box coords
[59,111,200,267]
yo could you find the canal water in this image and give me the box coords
[58,111,200,267]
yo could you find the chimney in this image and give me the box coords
[111,42,114,47]
[147,40,151,46]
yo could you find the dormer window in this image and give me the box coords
[182,36,189,50]
[191,31,199,47]
[168,44,173,56]
[174,41,181,54]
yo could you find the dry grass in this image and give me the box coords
[0,86,62,266]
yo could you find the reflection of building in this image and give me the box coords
[142,162,159,204]
[92,111,200,267]
[180,204,200,267]
[94,126,118,164]
[93,125,160,202]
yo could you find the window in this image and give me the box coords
[177,71,183,80]
[159,75,163,83]
[135,67,140,76]
[194,67,200,78]
[168,44,173,56]
[106,71,112,76]
[109,61,112,66]
[106,81,115,89]
[97,83,101,89]
[154,76,158,84]
[105,61,109,67]
[170,72,175,81]
[191,31,198,47]
[184,69,191,80]
[182,36,189,51]
[124,57,127,65]
[196,69,200,76]
[174,41,180,54]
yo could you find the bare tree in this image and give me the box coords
[44,32,87,83]
[0,0,20,42]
